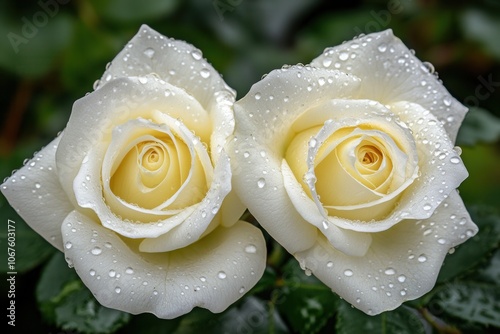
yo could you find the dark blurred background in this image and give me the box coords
[0,0,499,332]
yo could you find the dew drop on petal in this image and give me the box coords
[378,44,387,52]
[218,271,227,279]
[35,182,41,189]
[125,267,134,274]
[322,58,332,67]
[326,261,333,268]
[200,68,211,78]
[109,270,116,278]
[200,276,207,282]
[418,254,427,263]
[245,244,257,254]
[239,287,246,294]
[384,268,395,275]
[343,269,353,277]
[191,50,202,60]
[339,52,349,61]
[257,178,266,188]
[423,203,432,211]
[397,275,406,283]
[65,242,72,249]
[143,48,155,59]
[254,92,261,100]
[437,238,446,245]
[115,287,121,294]
[89,269,96,276]
[443,96,452,106]
[91,247,102,255]
[450,156,460,164]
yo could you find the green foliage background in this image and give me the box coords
[0,0,499,333]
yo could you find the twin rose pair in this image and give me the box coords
[1,25,477,318]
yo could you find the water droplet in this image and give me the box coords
[448,247,455,254]
[143,48,155,58]
[397,275,406,283]
[243,151,250,158]
[200,276,206,282]
[466,229,475,237]
[191,50,202,60]
[450,156,460,164]
[378,44,387,52]
[322,58,332,67]
[109,270,116,278]
[89,269,96,276]
[326,261,333,268]
[104,242,112,249]
[254,92,261,100]
[239,287,246,294]
[443,96,452,106]
[423,228,432,236]
[218,271,227,279]
[115,287,121,293]
[91,247,102,255]
[200,68,211,78]
[423,203,432,211]
[339,52,349,61]
[309,138,317,148]
[245,244,257,254]
[322,220,329,230]
[437,238,446,245]
[418,254,427,263]
[35,182,41,189]
[153,290,159,296]
[65,242,72,249]
[139,77,148,84]
[343,269,353,277]
[125,267,134,274]
[400,290,407,296]
[143,281,148,286]
[201,210,207,218]
[384,268,395,275]
[318,77,326,86]
[257,178,266,188]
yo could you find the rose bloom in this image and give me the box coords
[1,25,265,318]
[231,30,478,315]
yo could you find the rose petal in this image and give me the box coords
[294,190,478,315]
[1,136,74,251]
[282,160,372,257]
[311,29,468,141]
[61,210,266,319]
[56,76,210,206]
[231,65,361,254]
[139,152,233,252]
[97,24,236,164]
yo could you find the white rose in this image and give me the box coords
[1,25,265,318]
[231,30,478,315]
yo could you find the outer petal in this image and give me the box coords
[294,190,478,315]
[61,210,266,319]
[1,136,74,251]
[311,29,467,141]
[231,65,361,254]
[97,24,236,164]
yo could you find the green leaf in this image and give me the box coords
[37,252,130,333]
[174,296,288,334]
[0,197,55,273]
[336,301,426,334]
[460,9,500,59]
[0,10,74,78]
[116,313,181,334]
[432,282,500,327]
[277,260,338,334]
[456,107,500,146]
[89,0,179,23]
[437,206,500,283]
